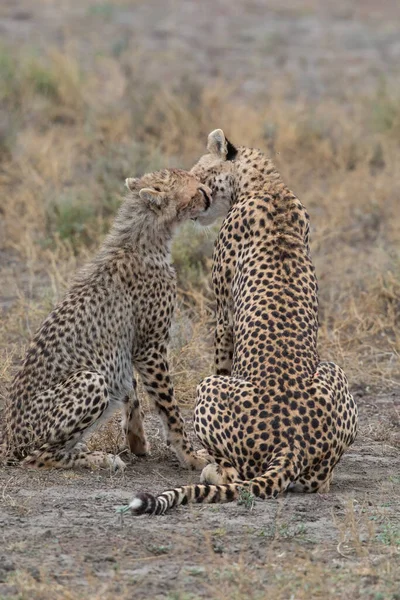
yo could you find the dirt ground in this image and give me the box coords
[1,397,399,599]
[1,0,400,598]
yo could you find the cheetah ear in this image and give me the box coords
[207,129,237,161]
[125,177,139,191]
[207,129,227,157]
[139,187,165,210]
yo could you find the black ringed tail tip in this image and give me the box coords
[129,492,156,515]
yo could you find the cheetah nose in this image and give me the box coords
[199,187,212,211]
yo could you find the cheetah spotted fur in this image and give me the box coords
[2,169,214,471]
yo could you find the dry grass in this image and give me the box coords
[0,41,399,402]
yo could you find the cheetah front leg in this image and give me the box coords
[122,378,149,456]
[136,347,209,470]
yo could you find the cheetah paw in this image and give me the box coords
[74,442,89,452]
[105,454,127,472]
[200,463,223,485]
[186,449,213,470]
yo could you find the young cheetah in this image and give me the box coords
[129,130,358,515]
[2,168,214,471]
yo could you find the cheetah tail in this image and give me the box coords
[129,482,241,516]
[130,452,301,515]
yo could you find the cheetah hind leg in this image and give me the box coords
[23,444,126,471]
[288,469,334,494]
[22,370,126,471]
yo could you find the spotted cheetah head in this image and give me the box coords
[190,129,239,225]
[125,168,214,227]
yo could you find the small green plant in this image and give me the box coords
[115,503,130,527]
[185,566,206,577]
[26,63,59,98]
[88,3,115,19]
[166,593,198,600]
[388,475,400,484]
[371,83,400,134]
[0,46,18,103]
[376,522,400,547]
[237,487,255,510]
[277,522,308,539]
[212,527,226,537]
[48,191,95,247]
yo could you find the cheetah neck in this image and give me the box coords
[232,157,307,243]
[101,195,174,260]
[75,196,175,283]
[233,150,283,202]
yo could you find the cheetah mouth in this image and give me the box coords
[191,208,211,222]
[191,207,210,222]
[191,189,212,222]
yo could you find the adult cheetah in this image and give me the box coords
[130,130,358,515]
[2,169,214,471]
